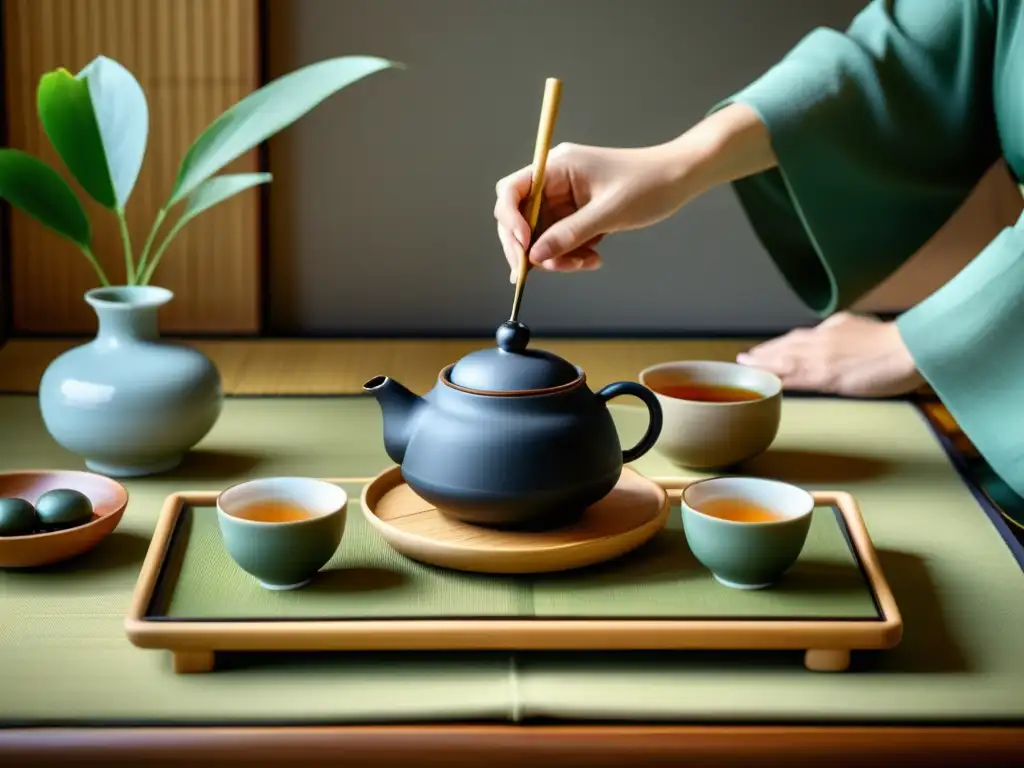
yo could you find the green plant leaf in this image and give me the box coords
[36,57,148,211]
[37,67,116,209]
[169,56,400,206]
[76,55,149,209]
[0,149,91,246]
[181,172,272,223]
[136,173,272,285]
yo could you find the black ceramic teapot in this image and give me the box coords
[363,320,663,529]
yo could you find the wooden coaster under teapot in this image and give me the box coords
[361,466,670,575]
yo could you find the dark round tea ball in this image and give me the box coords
[35,488,94,531]
[0,497,37,536]
[496,320,531,353]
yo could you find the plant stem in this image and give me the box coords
[135,206,168,280]
[138,215,189,285]
[116,209,135,285]
[80,245,111,287]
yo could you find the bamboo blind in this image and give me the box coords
[2,0,262,334]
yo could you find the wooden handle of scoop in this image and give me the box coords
[510,77,562,321]
[523,78,563,236]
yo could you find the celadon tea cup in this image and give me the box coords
[639,360,782,469]
[216,477,347,591]
[681,476,813,590]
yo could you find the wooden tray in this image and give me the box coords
[361,466,670,574]
[124,477,903,675]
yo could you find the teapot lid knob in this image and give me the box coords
[448,319,578,391]
[496,320,530,353]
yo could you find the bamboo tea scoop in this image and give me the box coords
[507,77,563,328]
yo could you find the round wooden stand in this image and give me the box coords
[360,466,670,574]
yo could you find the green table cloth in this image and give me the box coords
[1,394,1022,725]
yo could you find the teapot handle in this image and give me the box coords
[596,381,664,463]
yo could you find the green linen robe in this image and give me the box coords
[718,0,1024,501]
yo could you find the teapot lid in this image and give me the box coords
[447,321,580,393]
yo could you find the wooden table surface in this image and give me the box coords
[0,336,978,457]
[0,336,1013,768]
[0,336,763,395]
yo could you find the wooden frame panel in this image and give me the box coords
[1,0,262,334]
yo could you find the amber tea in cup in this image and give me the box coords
[229,499,316,524]
[651,383,764,404]
[694,497,786,523]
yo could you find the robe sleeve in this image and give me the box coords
[711,0,1024,497]
[712,0,1002,314]
[896,212,1024,499]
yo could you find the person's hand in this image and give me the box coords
[493,142,691,281]
[492,103,777,281]
[736,312,925,398]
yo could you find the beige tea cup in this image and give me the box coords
[638,360,782,469]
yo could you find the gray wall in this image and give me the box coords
[266,0,867,336]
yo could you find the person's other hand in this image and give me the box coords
[493,142,690,281]
[736,313,924,398]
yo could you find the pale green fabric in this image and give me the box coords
[1,395,1022,724]
[717,0,1024,500]
[155,495,877,620]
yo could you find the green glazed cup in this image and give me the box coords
[681,476,814,590]
[216,477,347,591]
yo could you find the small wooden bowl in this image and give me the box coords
[0,470,129,568]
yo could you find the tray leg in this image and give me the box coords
[172,650,216,674]
[804,649,850,672]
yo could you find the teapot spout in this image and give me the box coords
[363,376,425,464]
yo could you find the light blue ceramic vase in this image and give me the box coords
[39,286,223,477]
